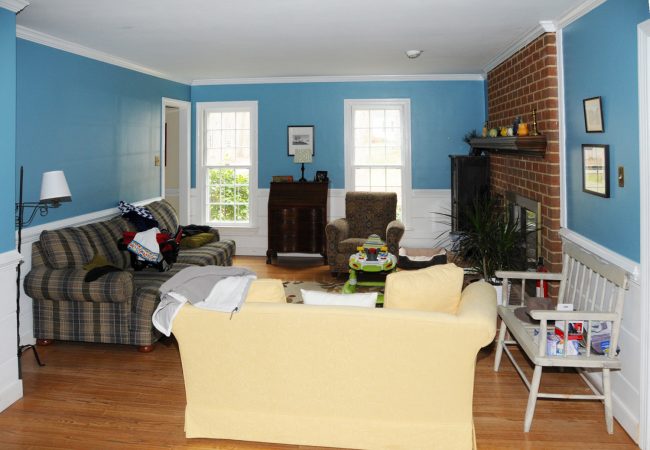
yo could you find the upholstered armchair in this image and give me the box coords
[325,192,405,274]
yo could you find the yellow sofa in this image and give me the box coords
[172,278,496,450]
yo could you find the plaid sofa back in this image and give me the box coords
[146,199,179,233]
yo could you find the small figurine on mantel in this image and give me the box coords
[512,116,521,136]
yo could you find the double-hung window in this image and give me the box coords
[198,101,258,227]
[344,99,412,222]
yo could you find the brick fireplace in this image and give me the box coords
[487,32,562,273]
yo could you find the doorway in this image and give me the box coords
[161,98,191,224]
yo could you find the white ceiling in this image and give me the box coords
[16,0,590,83]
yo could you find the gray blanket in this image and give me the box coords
[153,266,256,336]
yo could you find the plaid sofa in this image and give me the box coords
[24,199,236,349]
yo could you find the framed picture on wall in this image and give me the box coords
[582,144,610,198]
[583,96,604,133]
[287,125,315,156]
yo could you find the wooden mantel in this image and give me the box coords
[469,135,547,157]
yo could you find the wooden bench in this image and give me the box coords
[493,239,629,433]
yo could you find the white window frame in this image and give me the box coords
[344,98,412,226]
[196,100,258,228]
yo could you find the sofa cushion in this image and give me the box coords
[180,233,215,249]
[78,216,133,270]
[301,289,377,307]
[246,279,286,303]
[145,199,179,233]
[337,238,366,257]
[384,263,464,313]
[177,239,236,266]
[40,228,94,269]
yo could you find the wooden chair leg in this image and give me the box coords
[493,321,507,372]
[603,368,614,434]
[524,365,543,432]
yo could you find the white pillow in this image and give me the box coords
[300,289,377,308]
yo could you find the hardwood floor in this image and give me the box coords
[0,255,639,449]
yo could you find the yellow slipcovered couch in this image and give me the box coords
[173,277,496,450]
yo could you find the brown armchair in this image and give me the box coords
[325,192,405,274]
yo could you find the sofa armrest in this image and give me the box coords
[24,267,134,303]
[386,220,405,255]
[326,218,349,244]
[456,280,497,347]
[207,227,221,241]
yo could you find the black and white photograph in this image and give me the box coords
[287,125,315,156]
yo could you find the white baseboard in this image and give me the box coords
[0,379,23,413]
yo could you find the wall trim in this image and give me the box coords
[15,25,190,85]
[0,250,21,270]
[0,0,28,13]
[483,21,554,73]
[559,228,640,280]
[192,73,485,86]
[638,19,650,450]
[18,197,161,244]
[0,379,23,414]
[557,28,568,229]
[555,0,607,29]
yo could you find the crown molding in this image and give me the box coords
[555,0,607,29]
[483,21,556,74]
[0,0,28,13]
[15,25,191,85]
[192,73,485,86]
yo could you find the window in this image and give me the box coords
[197,101,258,226]
[344,99,412,222]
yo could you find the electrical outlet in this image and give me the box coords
[618,166,624,187]
[154,155,160,167]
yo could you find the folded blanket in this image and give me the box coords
[152,266,256,336]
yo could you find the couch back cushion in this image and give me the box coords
[345,192,397,239]
[145,199,179,233]
[40,228,94,269]
[78,216,133,270]
[384,263,464,314]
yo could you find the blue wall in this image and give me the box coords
[563,0,649,262]
[0,9,16,252]
[191,81,485,189]
[16,39,190,226]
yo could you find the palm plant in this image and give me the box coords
[443,196,527,281]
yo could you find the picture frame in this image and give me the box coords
[287,125,315,156]
[315,170,328,183]
[583,96,604,133]
[582,144,610,198]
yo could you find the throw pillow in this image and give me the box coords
[384,263,464,313]
[301,289,377,307]
[180,233,215,249]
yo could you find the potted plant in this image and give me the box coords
[439,196,527,302]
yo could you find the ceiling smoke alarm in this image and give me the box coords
[405,50,423,59]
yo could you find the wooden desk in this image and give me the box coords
[266,182,328,264]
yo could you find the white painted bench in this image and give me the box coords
[493,239,629,433]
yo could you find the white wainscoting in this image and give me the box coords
[560,228,641,442]
[16,198,162,345]
[0,249,23,413]
[190,188,452,256]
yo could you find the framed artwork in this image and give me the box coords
[583,96,604,133]
[315,170,328,182]
[582,144,610,198]
[287,125,314,156]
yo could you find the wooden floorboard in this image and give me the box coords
[0,255,639,449]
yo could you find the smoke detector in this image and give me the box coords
[405,50,423,59]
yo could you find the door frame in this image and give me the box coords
[161,97,191,224]
[637,19,650,450]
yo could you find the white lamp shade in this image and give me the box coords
[293,148,313,164]
[40,170,71,202]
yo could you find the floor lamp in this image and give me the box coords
[15,166,71,378]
